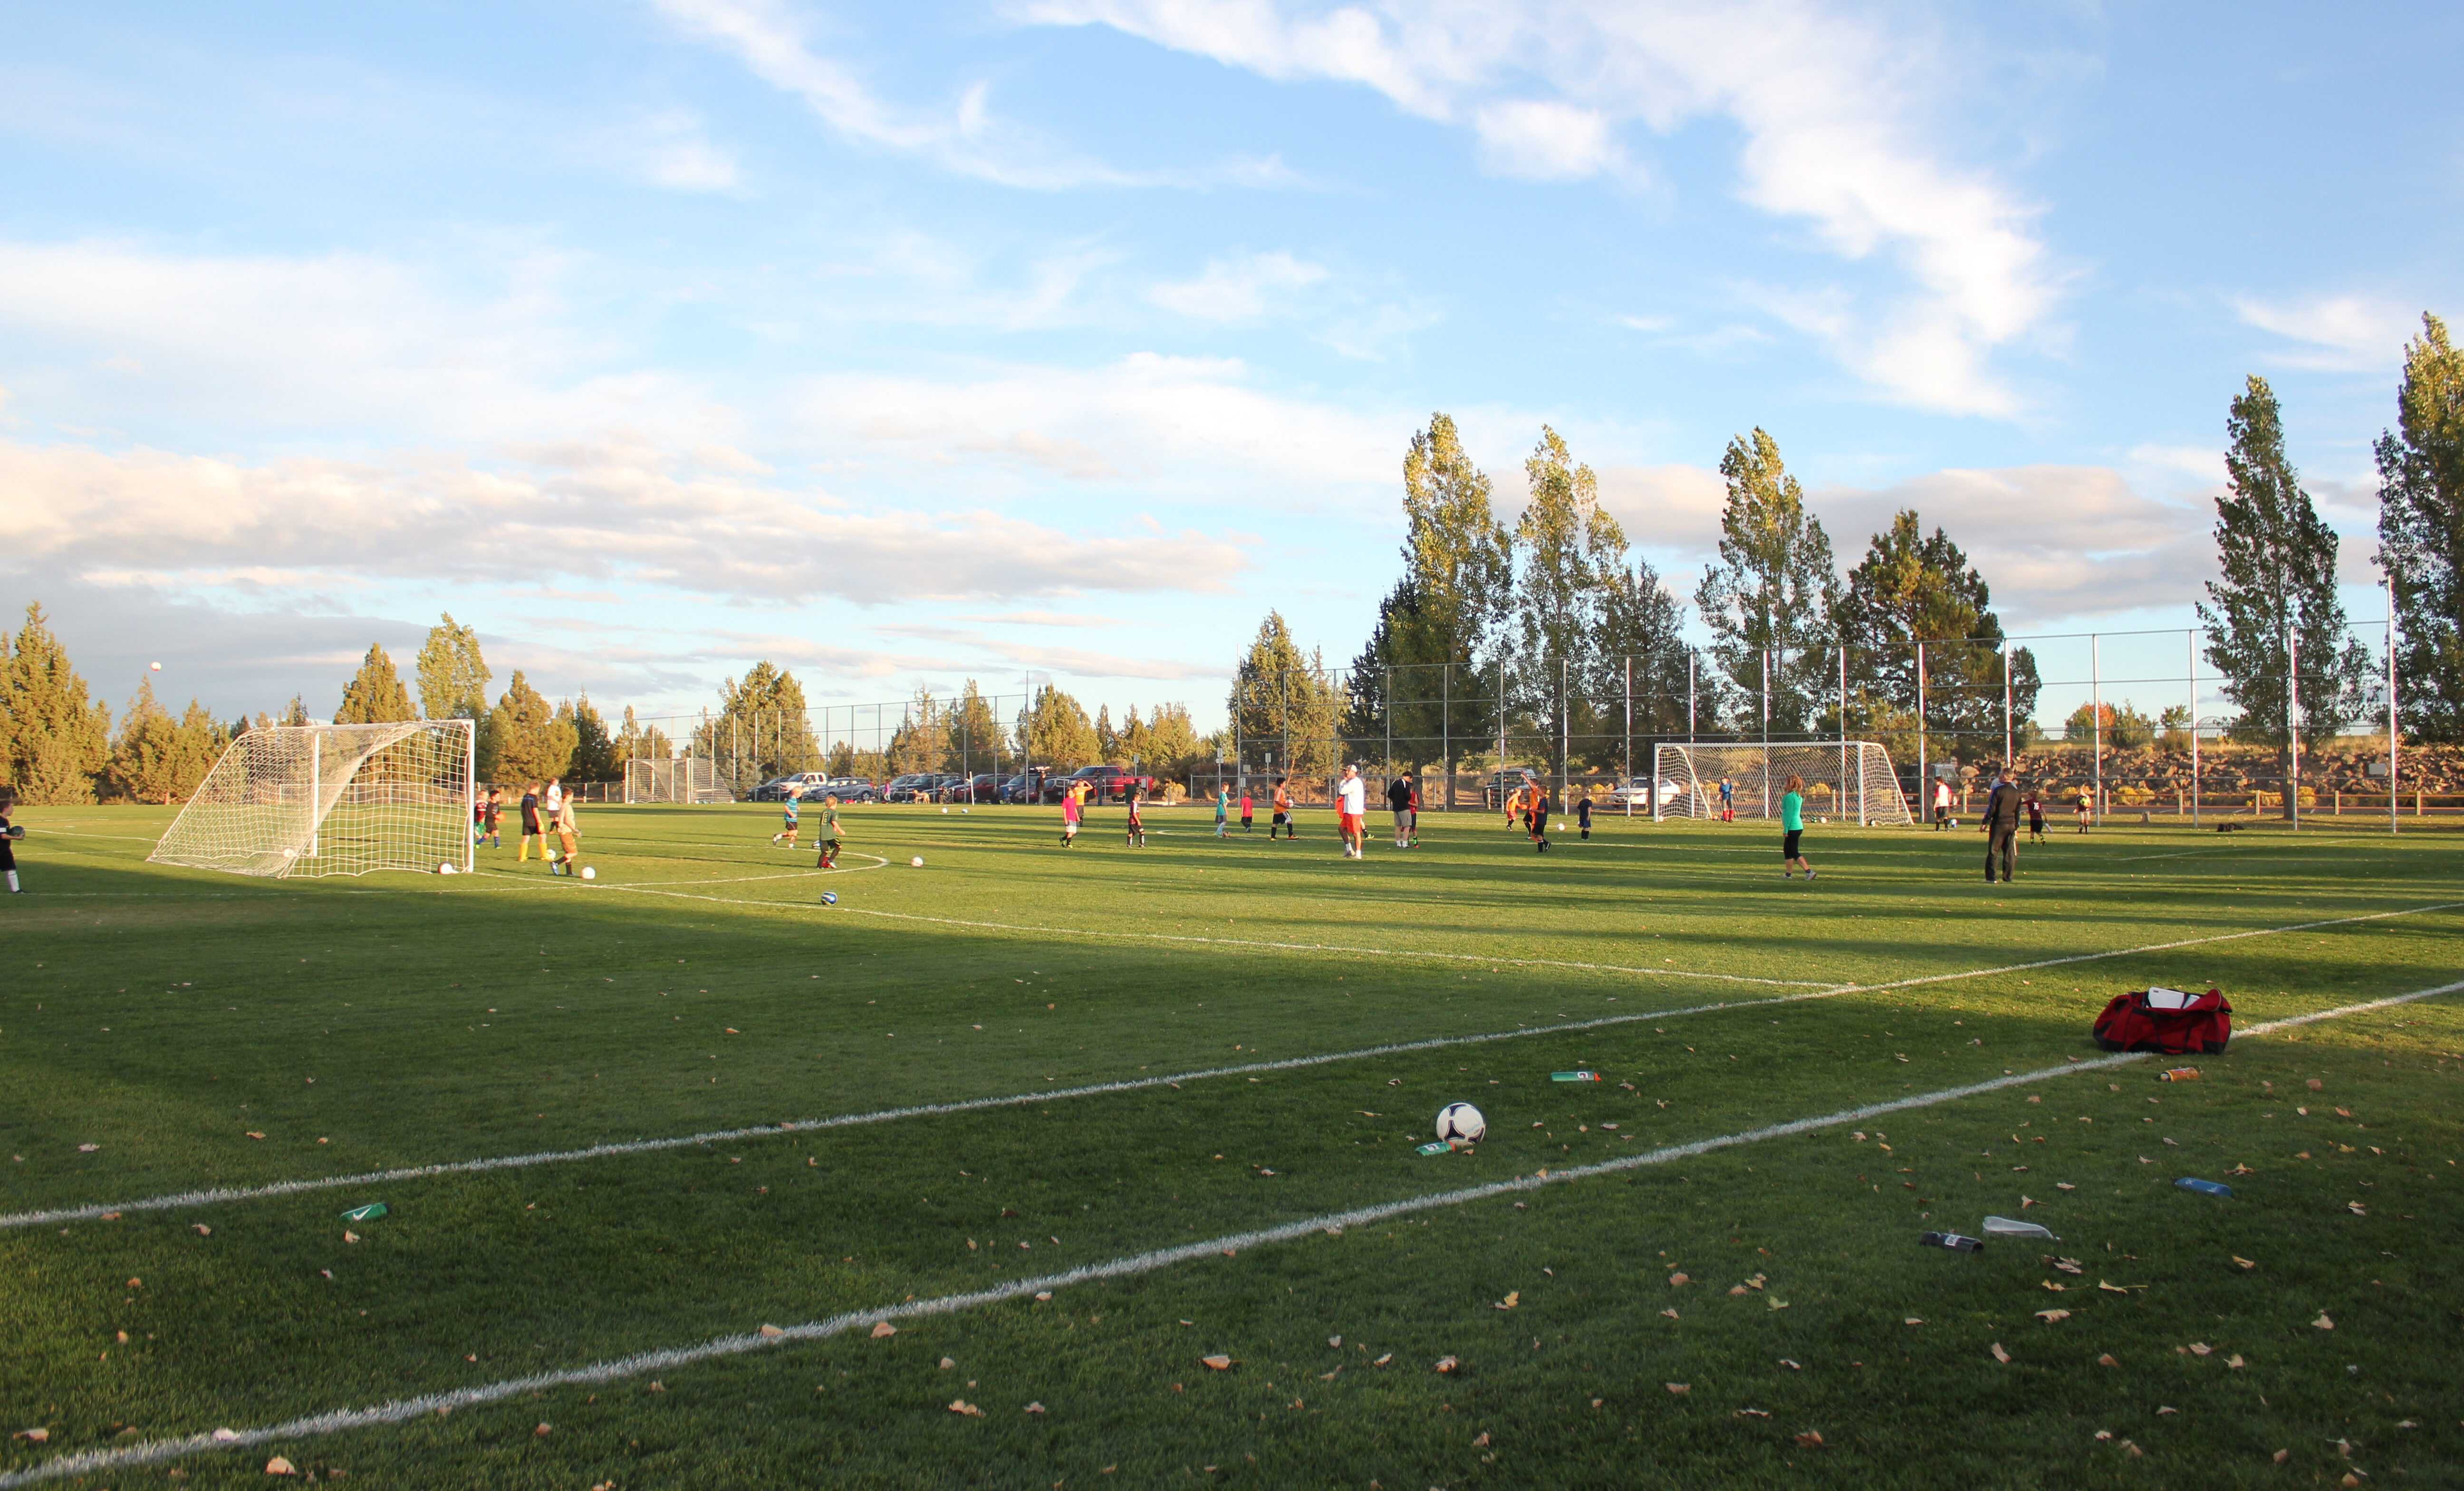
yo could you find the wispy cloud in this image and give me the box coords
[1027,0,2067,415]
[2234,292,2423,373]
[1149,252,1330,321]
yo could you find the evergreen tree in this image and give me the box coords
[946,681,1004,775]
[702,662,822,779]
[1015,684,1099,766]
[1693,429,1837,735]
[111,678,182,803]
[2199,375,2372,809]
[1139,703,1203,775]
[887,687,950,775]
[1,602,112,804]
[414,613,491,721]
[1834,511,2041,762]
[281,695,309,726]
[1094,704,1119,765]
[1590,552,1694,746]
[2376,313,2464,739]
[483,671,573,782]
[1511,426,1660,770]
[568,694,617,781]
[616,707,674,767]
[335,643,416,724]
[1230,611,1343,776]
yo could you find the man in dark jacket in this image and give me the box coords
[1982,771,2024,884]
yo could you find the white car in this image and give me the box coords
[1607,775,1683,808]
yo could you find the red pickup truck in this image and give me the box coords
[1047,765,1154,804]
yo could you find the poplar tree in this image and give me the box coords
[1512,426,1664,769]
[2376,313,2464,739]
[414,613,491,721]
[1,602,112,804]
[335,643,416,724]
[947,681,1004,774]
[706,662,821,778]
[1694,429,1837,734]
[2198,375,2370,809]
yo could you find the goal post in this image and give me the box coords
[1653,741,1913,826]
[149,720,476,878]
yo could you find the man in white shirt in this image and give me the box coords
[1933,776,1952,830]
[1337,764,1368,860]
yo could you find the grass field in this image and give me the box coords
[3,800,2461,1489]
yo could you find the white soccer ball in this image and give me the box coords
[580,866,596,881]
[941,806,949,814]
[1434,1102,1486,1146]
[910,856,925,868]
[437,862,455,875]
[149,661,162,672]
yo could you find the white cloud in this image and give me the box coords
[627,107,743,191]
[0,436,1247,607]
[1149,252,1330,321]
[2234,293,2423,373]
[1027,0,2065,415]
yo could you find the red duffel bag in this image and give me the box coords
[2091,987,2232,1055]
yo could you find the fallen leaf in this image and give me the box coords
[2021,1195,2036,1208]
[1035,1292,1053,1302]
[2312,1313,2334,1330]
[1990,1343,2011,1363]
[947,1400,982,1417]
[2042,1281,2067,1292]
[939,1357,955,1370]
[77,1143,99,1153]
[759,1325,784,1339]
[871,1322,897,1339]
[1202,1355,1233,1370]
[2187,1342,2212,1356]
[533,1424,551,1438]
[2097,1281,2130,1294]
[2094,1431,2114,1441]
[342,1230,359,1244]
[1668,1272,1689,1287]
[1327,1336,1341,1348]
[1729,1285,1751,1297]
[1779,1359,1801,1370]
[1372,1354,1392,1366]
[1661,1308,1680,1319]
[2226,1355,2246,1369]
[2305,1078,2323,1091]
[2052,1259,2083,1275]
[1665,1383,1690,1395]
[194,1224,211,1236]
[246,1132,266,1141]
[20,1429,49,1443]
[1025,1402,1046,1414]
[1434,1356,1459,1373]
[2334,1107,2351,1117]
[2344,1477,2361,1489]
[1794,1430,1824,1447]
[1495,1292,1520,1310]
[2097,1354,2118,1367]
[2232,1256,2257,1270]
[2035,1309,2071,1322]
[2348,1202,2368,1217]
[1735,1407,1771,1419]
[266,1456,295,1474]
[2274,1449,2290,1463]
[2157,1406,2178,1415]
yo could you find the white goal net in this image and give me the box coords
[150,721,475,878]
[1654,741,1912,826]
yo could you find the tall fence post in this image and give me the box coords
[1622,654,1633,813]
[2090,634,2101,826]
[1916,639,1928,821]
[2287,625,2301,832]
[1384,664,1393,780]
[2387,600,2400,834]
[1838,644,1848,822]
[1441,661,1451,810]
[2188,628,2201,828]
[1687,651,1696,742]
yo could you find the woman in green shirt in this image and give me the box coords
[1781,774,1815,881]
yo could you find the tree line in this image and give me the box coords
[1231,314,2464,778]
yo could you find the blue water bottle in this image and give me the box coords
[2175,1178,2233,1198]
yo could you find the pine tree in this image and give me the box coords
[887,687,950,775]
[617,707,674,768]
[1230,611,1343,776]
[1,602,113,804]
[700,662,821,780]
[946,681,1004,776]
[2199,375,2372,811]
[484,671,573,783]
[568,695,617,781]
[2376,313,2464,739]
[1694,429,1837,735]
[414,613,491,721]
[1835,511,2041,762]
[1094,704,1119,765]
[112,678,182,803]
[335,643,416,724]
[1015,684,1099,766]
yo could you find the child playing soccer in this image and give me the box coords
[1214,786,1230,838]
[1781,774,1814,880]
[1528,783,1551,852]
[1718,776,1735,823]
[815,794,844,869]
[0,785,22,893]
[2026,791,2046,843]
[772,787,802,847]
[550,790,580,874]
[518,782,545,863]
[2075,788,2093,834]
[1407,775,1421,846]
[1576,787,1593,841]
[1060,781,1083,846]
[1126,786,1146,847]
[1270,778,1293,840]
[483,788,503,848]
[1240,791,1253,833]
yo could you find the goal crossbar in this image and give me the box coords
[149,720,476,878]
[1654,741,1913,826]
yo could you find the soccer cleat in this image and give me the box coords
[1805,868,1817,880]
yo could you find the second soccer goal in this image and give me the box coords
[1653,742,1913,825]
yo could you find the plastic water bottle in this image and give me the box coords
[2175,1178,2233,1198]
[1918,1231,1983,1252]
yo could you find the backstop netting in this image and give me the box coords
[149,720,476,878]
[1654,742,1913,826]
[625,757,724,804]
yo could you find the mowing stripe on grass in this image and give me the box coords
[9,976,2453,1490]
[6,899,2455,1232]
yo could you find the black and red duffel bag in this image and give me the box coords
[2091,986,2232,1054]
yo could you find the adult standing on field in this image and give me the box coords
[1781,774,1815,880]
[1981,770,2022,884]
[1337,764,1368,859]
[0,785,23,893]
[1386,771,1413,849]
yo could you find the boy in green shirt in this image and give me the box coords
[815,794,844,870]
[1781,774,1815,881]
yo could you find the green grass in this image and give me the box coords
[3,801,2461,1488]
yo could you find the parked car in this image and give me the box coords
[947,773,1001,803]
[1052,764,1153,804]
[1606,775,1684,808]
[824,777,879,804]
[750,771,831,802]
[885,773,940,803]
[998,773,1037,804]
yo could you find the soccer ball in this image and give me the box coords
[437,862,455,875]
[579,866,596,881]
[1434,1102,1486,1145]
[821,891,838,906]
[910,856,924,868]
[941,806,949,814]
[149,661,162,672]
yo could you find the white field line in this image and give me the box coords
[10,977,2454,1490]
[7,899,2455,1233]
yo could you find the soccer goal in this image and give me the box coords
[1654,741,1913,826]
[149,720,476,878]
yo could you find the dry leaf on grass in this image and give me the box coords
[2186,1342,2212,1356]
[2035,1309,2071,1322]
[1903,1317,1925,1326]
[1729,1285,1751,1297]
[2312,1313,2335,1330]
[1660,1309,1680,1319]
[1794,1430,1824,1447]
[1735,1408,1771,1419]
[76,1143,98,1153]
[1668,1272,1689,1287]
[2307,1078,2323,1091]
[2226,1355,2246,1369]
[533,1424,551,1438]
[1472,1432,1492,1447]
[265,1456,295,1474]
[1025,1403,1045,1414]
[1779,1359,1801,1370]
[947,1400,982,1417]
[2232,1255,2257,1269]
[759,1325,784,1339]
[1494,1292,1519,1310]
[193,1224,211,1236]
[1434,1356,1459,1373]
[2348,1202,2368,1217]
[1202,1355,1233,1370]
[342,1231,359,1244]
[2097,1355,2118,1367]
[2274,1449,2291,1463]
[870,1322,897,1339]
[17,1429,49,1443]
[1035,1292,1053,1302]
[245,1132,265,1141]
[1665,1383,1690,1395]
[1991,1343,2011,1364]
[1327,1335,1341,1347]
[939,1357,955,1370]
[2097,1281,2133,1294]
[1372,1354,1392,1366]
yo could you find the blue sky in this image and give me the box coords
[2,0,2457,736]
